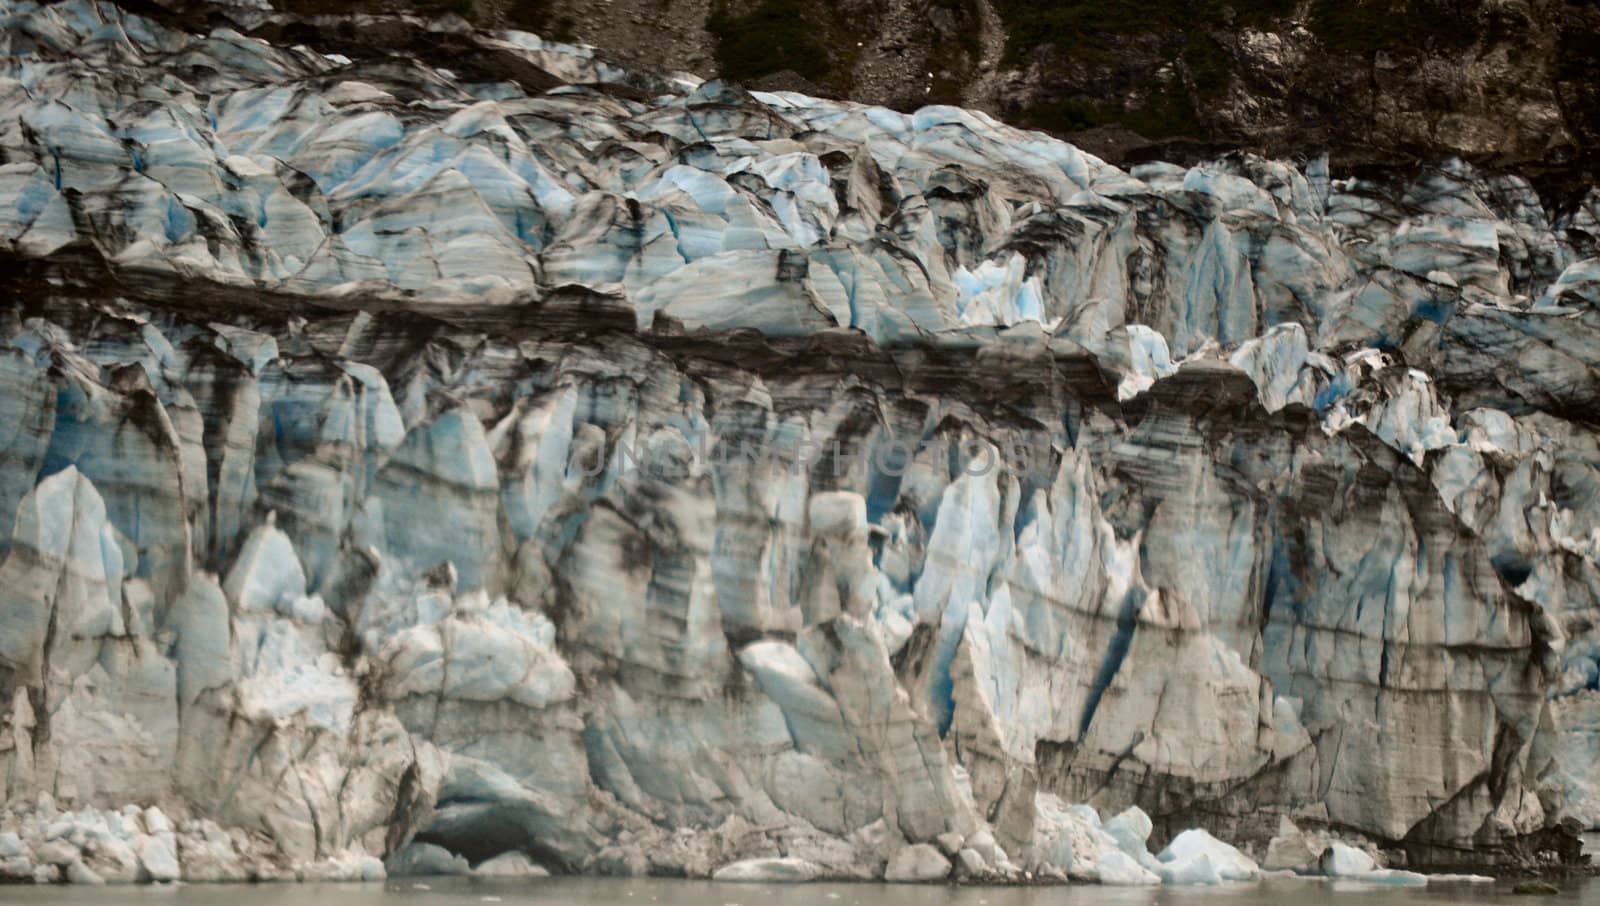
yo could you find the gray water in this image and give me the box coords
[2,873,1597,906]
[2,837,1596,906]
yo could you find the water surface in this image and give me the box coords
[3,873,1597,906]
[4,837,1596,906]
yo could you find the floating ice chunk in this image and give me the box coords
[474,851,550,877]
[1338,869,1427,886]
[1096,850,1159,885]
[388,842,471,877]
[1318,842,1376,876]
[1158,852,1219,885]
[297,852,386,882]
[712,857,822,882]
[1157,829,1259,883]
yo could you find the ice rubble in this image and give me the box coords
[0,796,383,884]
[0,0,1596,888]
[712,856,823,883]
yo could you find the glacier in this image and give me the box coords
[0,0,1597,886]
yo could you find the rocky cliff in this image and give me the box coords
[244,0,1600,182]
[0,0,1597,886]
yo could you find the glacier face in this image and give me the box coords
[0,0,1598,884]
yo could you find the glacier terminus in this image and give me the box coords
[0,0,1597,889]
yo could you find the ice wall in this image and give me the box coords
[0,0,1596,884]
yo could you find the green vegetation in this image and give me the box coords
[919,0,984,106]
[271,0,381,14]
[990,0,1298,139]
[707,0,850,88]
[993,0,1297,65]
[929,0,983,62]
[1308,0,1487,56]
[276,0,477,19]
[993,0,1507,68]
[1013,92,1201,138]
[505,0,551,32]
[1552,1,1600,149]
[990,0,1526,141]
[271,0,570,39]
[505,0,576,41]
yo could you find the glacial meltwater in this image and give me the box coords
[2,873,1599,906]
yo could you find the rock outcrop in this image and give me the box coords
[0,0,1596,885]
[223,0,1600,182]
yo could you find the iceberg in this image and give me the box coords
[712,857,823,882]
[1095,851,1159,886]
[1319,843,1378,877]
[1156,829,1260,883]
